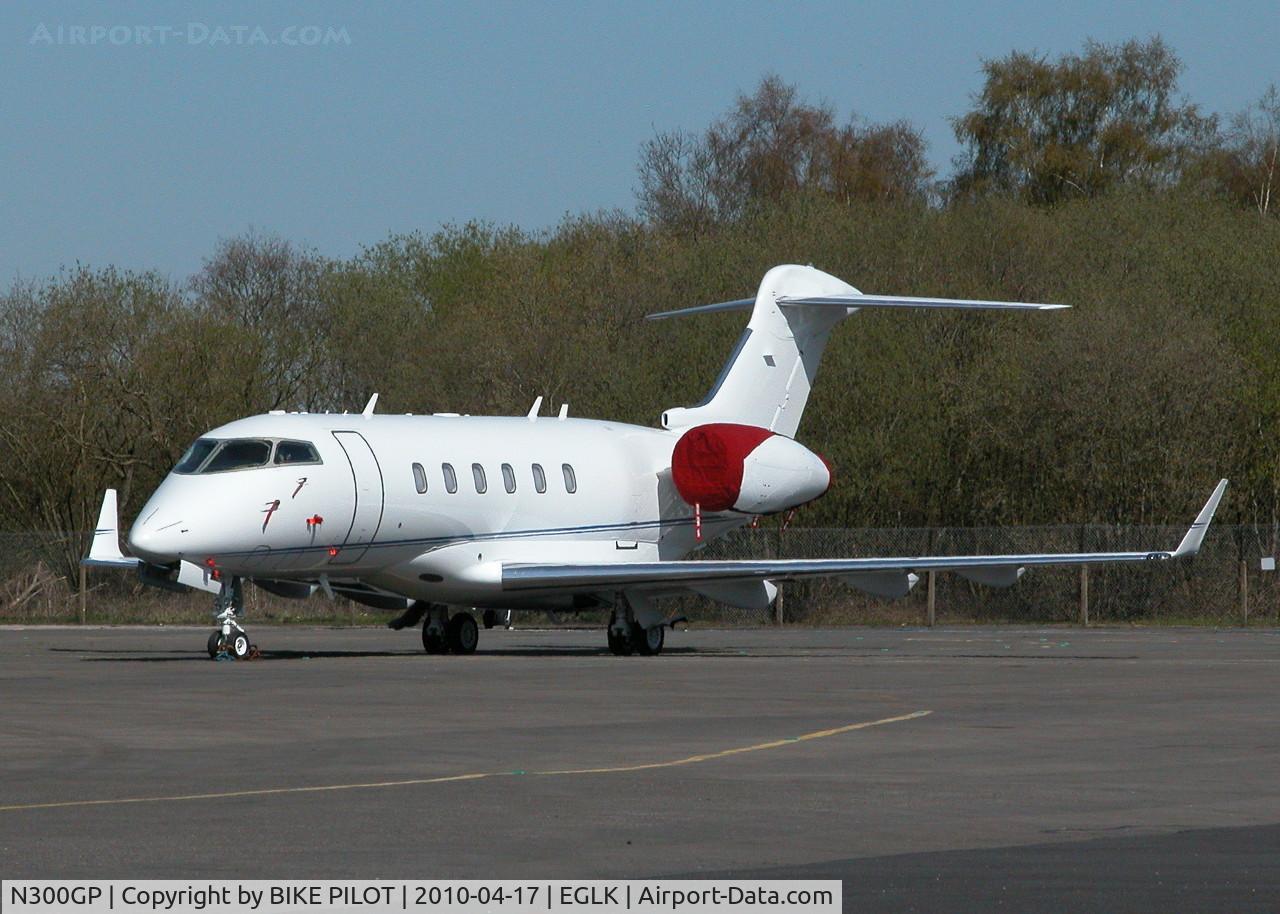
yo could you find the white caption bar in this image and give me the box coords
[2,881,840,914]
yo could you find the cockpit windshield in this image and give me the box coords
[174,439,218,473]
[203,439,272,473]
[172,438,322,475]
[274,440,321,464]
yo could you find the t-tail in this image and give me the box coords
[648,264,1067,437]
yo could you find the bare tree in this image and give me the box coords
[637,75,933,229]
[189,231,331,412]
[1221,85,1280,216]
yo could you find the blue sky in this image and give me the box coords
[1,1,1275,282]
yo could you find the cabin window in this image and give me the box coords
[274,440,321,465]
[412,463,428,494]
[562,463,577,494]
[173,439,217,474]
[532,463,546,493]
[502,463,517,494]
[472,463,487,494]
[202,439,272,473]
[442,463,457,494]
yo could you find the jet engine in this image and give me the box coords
[670,423,830,515]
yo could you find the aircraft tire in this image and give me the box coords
[632,623,664,657]
[447,612,479,654]
[229,631,251,659]
[207,630,222,658]
[607,626,633,656]
[422,624,448,654]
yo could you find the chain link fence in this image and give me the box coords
[2,525,1278,625]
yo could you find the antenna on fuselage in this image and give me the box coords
[362,393,379,418]
[527,396,543,421]
[558,403,568,420]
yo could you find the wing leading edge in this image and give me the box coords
[502,480,1228,594]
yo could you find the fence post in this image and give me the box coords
[78,564,86,625]
[926,570,936,627]
[1079,565,1089,627]
[774,587,784,626]
[1240,560,1249,626]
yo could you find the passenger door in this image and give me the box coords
[330,431,385,564]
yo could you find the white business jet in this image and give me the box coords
[85,265,1227,659]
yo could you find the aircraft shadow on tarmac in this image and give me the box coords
[50,646,704,662]
[49,646,1129,663]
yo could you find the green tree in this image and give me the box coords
[951,37,1217,204]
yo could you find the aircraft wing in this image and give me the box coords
[502,480,1227,595]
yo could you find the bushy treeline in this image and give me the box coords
[2,38,1277,582]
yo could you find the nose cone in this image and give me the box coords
[127,487,185,563]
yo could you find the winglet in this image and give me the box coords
[83,489,139,567]
[1172,479,1229,559]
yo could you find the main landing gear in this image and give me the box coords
[418,603,479,655]
[206,577,253,660]
[607,602,665,656]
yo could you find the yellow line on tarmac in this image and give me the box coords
[537,709,933,774]
[0,710,931,813]
[0,773,492,813]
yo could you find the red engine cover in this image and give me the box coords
[670,423,774,511]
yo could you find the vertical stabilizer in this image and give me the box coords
[662,265,856,437]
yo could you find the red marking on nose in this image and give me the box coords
[262,499,281,533]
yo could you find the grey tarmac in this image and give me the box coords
[2,625,1279,912]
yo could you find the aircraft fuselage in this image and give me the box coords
[128,412,741,607]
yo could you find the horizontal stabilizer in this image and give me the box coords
[646,293,1065,321]
[645,298,755,320]
[777,294,1067,311]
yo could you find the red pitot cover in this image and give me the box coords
[670,423,774,511]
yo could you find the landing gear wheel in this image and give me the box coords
[632,623,665,656]
[447,612,479,654]
[207,631,223,658]
[422,624,448,654]
[229,631,251,659]
[607,626,633,656]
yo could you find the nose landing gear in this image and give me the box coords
[206,577,254,660]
